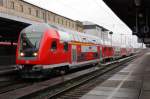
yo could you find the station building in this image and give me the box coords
[0,0,84,65]
[0,0,83,32]
[83,21,112,45]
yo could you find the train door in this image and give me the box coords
[72,45,77,64]
[100,47,103,62]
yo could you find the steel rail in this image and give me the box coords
[20,55,137,99]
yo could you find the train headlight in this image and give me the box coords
[20,52,25,57]
[16,65,24,70]
[33,52,38,56]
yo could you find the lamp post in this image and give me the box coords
[109,31,113,46]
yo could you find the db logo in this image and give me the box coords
[25,60,29,64]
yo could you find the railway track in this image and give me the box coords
[0,65,18,87]
[32,56,136,99]
[0,54,138,99]
[55,61,133,99]
[0,66,35,95]
[0,80,34,94]
[0,65,17,76]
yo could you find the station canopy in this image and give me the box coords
[103,0,150,44]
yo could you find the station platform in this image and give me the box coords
[0,65,16,75]
[81,50,150,99]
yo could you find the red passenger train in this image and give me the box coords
[16,23,133,78]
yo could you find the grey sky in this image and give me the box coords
[24,0,143,48]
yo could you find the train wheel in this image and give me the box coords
[61,66,69,74]
[57,66,69,75]
[92,63,98,66]
[60,70,66,75]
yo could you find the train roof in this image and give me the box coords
[59,31,102,44]
[48,24,102,44]
[26,23,103,44]
[40,23,102,44]
[21,23,50,34]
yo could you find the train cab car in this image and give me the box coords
[101,40,114,62]
[120,48,127,58]
[16,23,101,78]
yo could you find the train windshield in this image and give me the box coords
[20,32,42,51]
[19,23,50,54]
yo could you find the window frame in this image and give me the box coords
[63,42,69,52]
[51,40,57,51]
[20,5,23,12]
[42,12,45,20]
[36,10,39,17]
[10,1,15,9]
[28,8,31,15]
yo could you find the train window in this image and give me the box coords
[64,42,68,51]
[51,41,57,51]
[94,53,98,58]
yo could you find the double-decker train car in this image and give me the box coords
[16,23,134,78]
[101,44,114,62]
